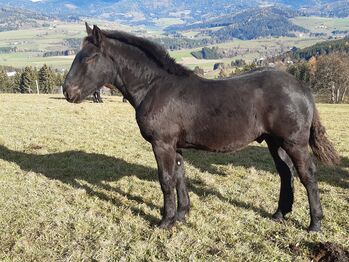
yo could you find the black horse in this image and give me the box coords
[63,23,339,231]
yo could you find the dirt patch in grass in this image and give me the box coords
[311,242,349,262]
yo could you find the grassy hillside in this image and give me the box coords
[0,94,348,260]
[291,16,349,35]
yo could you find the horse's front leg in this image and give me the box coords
[175,151,190,222]
[152,141,177,228]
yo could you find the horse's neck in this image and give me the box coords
[109,45,166,108]
[117,70,164,108]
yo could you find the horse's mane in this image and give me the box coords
[96,30,193,77]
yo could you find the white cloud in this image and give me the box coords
[64,3,77,10]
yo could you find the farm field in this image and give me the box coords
[291,16,349,35]
[0,94,348,261]
[0,20,148,69]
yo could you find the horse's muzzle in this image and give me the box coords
[63,85,82,103]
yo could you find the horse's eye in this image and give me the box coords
[84,54,97,64]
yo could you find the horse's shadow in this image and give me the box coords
[0,144,159,224]
[0,144,347,227]
[185,146,349,190]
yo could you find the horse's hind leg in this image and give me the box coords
[283,143,323,232]
[175,152,190,222]
[266,138,294,221]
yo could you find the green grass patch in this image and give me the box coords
[0,52,74,69]
[0,94,348,260]
[291,16,349,34]
[153,18,185,28]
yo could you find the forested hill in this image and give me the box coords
[291,37,349,60]
[166,7,308,41]
[0,7,55,32]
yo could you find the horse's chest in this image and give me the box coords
[136,110,181,142]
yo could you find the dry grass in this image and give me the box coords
[0,94,348,261]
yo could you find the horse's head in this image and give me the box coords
[63,23,115,103]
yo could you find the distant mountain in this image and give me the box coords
[166,7,308,40]
[166,6,299,30]
[319,1,349,17]
[0,1,257,22]
[0,1,348,23]
[209,8,307,40]
[0,6,54,31]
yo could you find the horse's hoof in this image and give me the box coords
[175,212,187,223]
[308,222,321,232]
[272,211,284,222]
[158,217,176,229]
[175,207,190,222]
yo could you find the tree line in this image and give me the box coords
[289,37,349,61]
[287,54,349,103]
[199,54,349,104]
[0,64,66,94]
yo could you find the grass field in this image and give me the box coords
[291,16,349,35]
[0,20,149,69]
[0,94,348,261]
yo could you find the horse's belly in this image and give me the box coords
[179,125,258,153]
[180,141,251,153]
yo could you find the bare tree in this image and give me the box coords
[312,54,349,103]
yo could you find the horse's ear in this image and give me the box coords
[92,25,104,49]
[85,22,92,35]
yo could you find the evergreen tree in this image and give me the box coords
[287,62,311,85]
[38,64,55,93]
[13,72,22,93]
[0,70,9,93]
[19,66,36,93]
[53,70,65,88]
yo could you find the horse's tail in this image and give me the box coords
[309,107,340,165]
